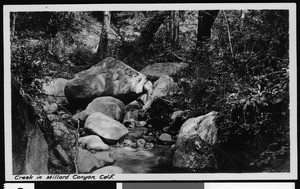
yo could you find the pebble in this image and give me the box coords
[137,138,146,148]
[171,144,176,150]
[158,133,173,143]
[163,126,171,133]
[139,121,147,127]
[144,142,154,149]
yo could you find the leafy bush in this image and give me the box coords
[11,39,52,95]
[195,10,289,172]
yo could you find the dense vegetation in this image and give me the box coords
[10,10,290,172]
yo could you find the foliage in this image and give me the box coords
[194,10,289,172]
[11,39,52,95]
[11,12,97,94]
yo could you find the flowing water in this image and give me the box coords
[110,145,178,173]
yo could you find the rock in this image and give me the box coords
[84,112,129,141]
[196,112,219,146]
[77,148,103,173]
[163,126,171,133]
[123,100,144,125]
[78,135,109,151]
[122,139,136,147]
[87,142,110,151]
[86,96,125,122]
[123,110,140,126]
[178,111,219,146]
[123,127,149,141]
[11,79,49,174]
[171,110,185,121]
[94,151,116,165]
[125,100,143,111]
[129,119,138,128]
[140,62,189,82]
[143,75,179,110]
[92,166,123,174]
[138,93,149,106]
[43,78,70,104]
[152,75,179,97]
[137,138,146,148]
[144,142,154,149]
[64,57,150,108]
[139,121,147,127]
[49,150,64,168]
[173,133,217,170]
[172,111,219,171]
[158,133,173,143]
[72,110,90,126]
[171,144,176,150]
[54,145,71,165]
[131,143,138,148]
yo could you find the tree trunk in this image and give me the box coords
[171,11,180,50]
[133,11,170,55]
[196,10,219,47]
[95,11,111,62]
[11,12,18,40]
[167,11,180,50]
[119,11,170,69]
[195,10,219,79]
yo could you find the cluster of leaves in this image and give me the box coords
[194,10,289,172]
[11,39,52,95]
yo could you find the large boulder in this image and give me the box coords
[86,96,126,122]
[140,62,189,82]
[151,75,179,98]
[173,133,217,170]
[172,111,219,171]
[177,111,219,146]
[43,78,70,104]
[64,57,150,107]
[11,79,49,174]
[143,75,179,110]
[84,112,129,141]
[77,148,103,173]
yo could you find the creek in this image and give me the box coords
[110,145,179,173]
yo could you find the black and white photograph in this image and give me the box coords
[3,3,297,181]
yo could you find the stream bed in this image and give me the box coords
[110,145,177,173]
